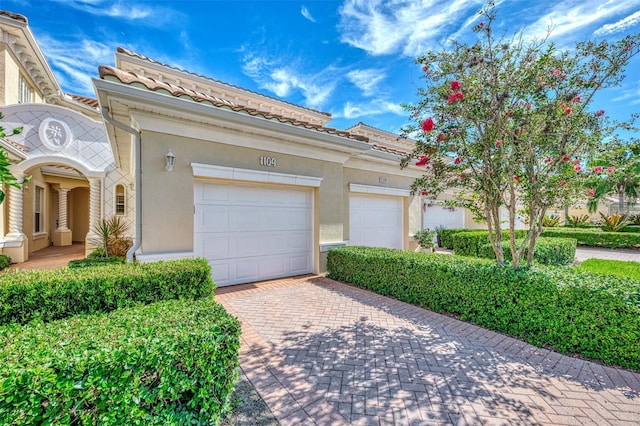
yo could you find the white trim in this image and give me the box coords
[191,163,323,187]
[349,183,410,197]
[136,251,195,263]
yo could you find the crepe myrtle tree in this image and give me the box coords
[586,139,640,214]
[400,2,640,268]
[0,111,26,204]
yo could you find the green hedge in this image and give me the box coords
[477,237,577,266]
[541,228,640,248]
[440,228,475,249]
[620,225,640,233]
[0,297,241,425]
[327,246,640,370]
[0,258,214,326]
[0,255,10,271]
[452,231,576,265]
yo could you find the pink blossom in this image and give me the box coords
[553,69,562,76]
[456,91,464,101]
[565,107,573,115]
[422,117,434,132]
[587,189,596,197]
[448,93,458,104]
[561,155,571,162]
[513,175,520,182]
[479,21,485,27]
[606,166,616,173]
[546,157,553,163]
[558,180,567,187]
[421,190,428,196]
[495,139,503,147]
[573,158,580,165]
[422,65,429,72]
[526,103,532,109]
[572,96,581,103]
[460,173,466,180]
[416,155,430,167]
[451,81,462,91]
[593,166,603,173]
[454,157,461,165]
[595,109,606,117]
[574,165,582,172]
[436,132,447,142]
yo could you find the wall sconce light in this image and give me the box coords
[165,150,175,172]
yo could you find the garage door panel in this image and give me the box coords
[194,181,313,286]
[423,206,464,230]
[350,194,403,249]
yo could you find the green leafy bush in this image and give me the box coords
[620,225,640,233]
[541,228,640,248]
[452,230,527,257]
[0,255,10,270]
[0,258,214,325]
[439,228,475,249]
[477,237,577,266]
[327,246,640,370]
[0,297,241,425]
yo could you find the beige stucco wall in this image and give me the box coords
[138,130,347,257]
[0,46,43,106]
[70,187,90,242]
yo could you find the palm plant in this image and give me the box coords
[91,216,132,257]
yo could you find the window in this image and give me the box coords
[18,74,33,104]
[34,186,44,233]
[115,184,125,215]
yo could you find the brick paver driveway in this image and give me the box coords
[216,276,640,425]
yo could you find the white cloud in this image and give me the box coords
[38,35,113,95]
[301,6,317,23]
[48,0,175,25]
[523,0,640,41]
[347,69,385,96]
[335,99,405,119]
[594,10,640,36]
[242,53,337,108]
[338,0,485,56]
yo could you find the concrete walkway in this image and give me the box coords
[216,276,640,426]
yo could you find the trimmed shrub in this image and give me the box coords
[542,228,640,249]
[0,258,213,325]
[440,228,475,249]
[0,297,241,425]
[621,225,640,234]
[477,237,577,266]
[327,246,640,370]
[452,230,527,258]
[0,255,10,270]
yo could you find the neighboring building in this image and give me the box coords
[0,10,433,286]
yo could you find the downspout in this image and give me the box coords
[100,107,141,262]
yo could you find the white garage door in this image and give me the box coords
[423,204,465,230]
[194,181,313,286]
[349,194,403,249]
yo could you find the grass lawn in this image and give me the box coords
[577,258,640,281]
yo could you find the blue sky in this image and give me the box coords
[4,0,640,133]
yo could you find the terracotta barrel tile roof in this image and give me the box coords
[371,144,411,156]
[67,93,99,109]
[98,65,368,143]
[0,10,28,23]
[116,47,331,118]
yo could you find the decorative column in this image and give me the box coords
[4,173,29,262]
[53,188,72,246]
[57,188,69,230]
[85,178,101,255]
[6,173,26,239]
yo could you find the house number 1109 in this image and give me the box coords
[259,156,277,167]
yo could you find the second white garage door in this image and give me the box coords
[194,181,313,286]
[349,194,403,249]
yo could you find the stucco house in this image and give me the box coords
[2,10,466,286]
